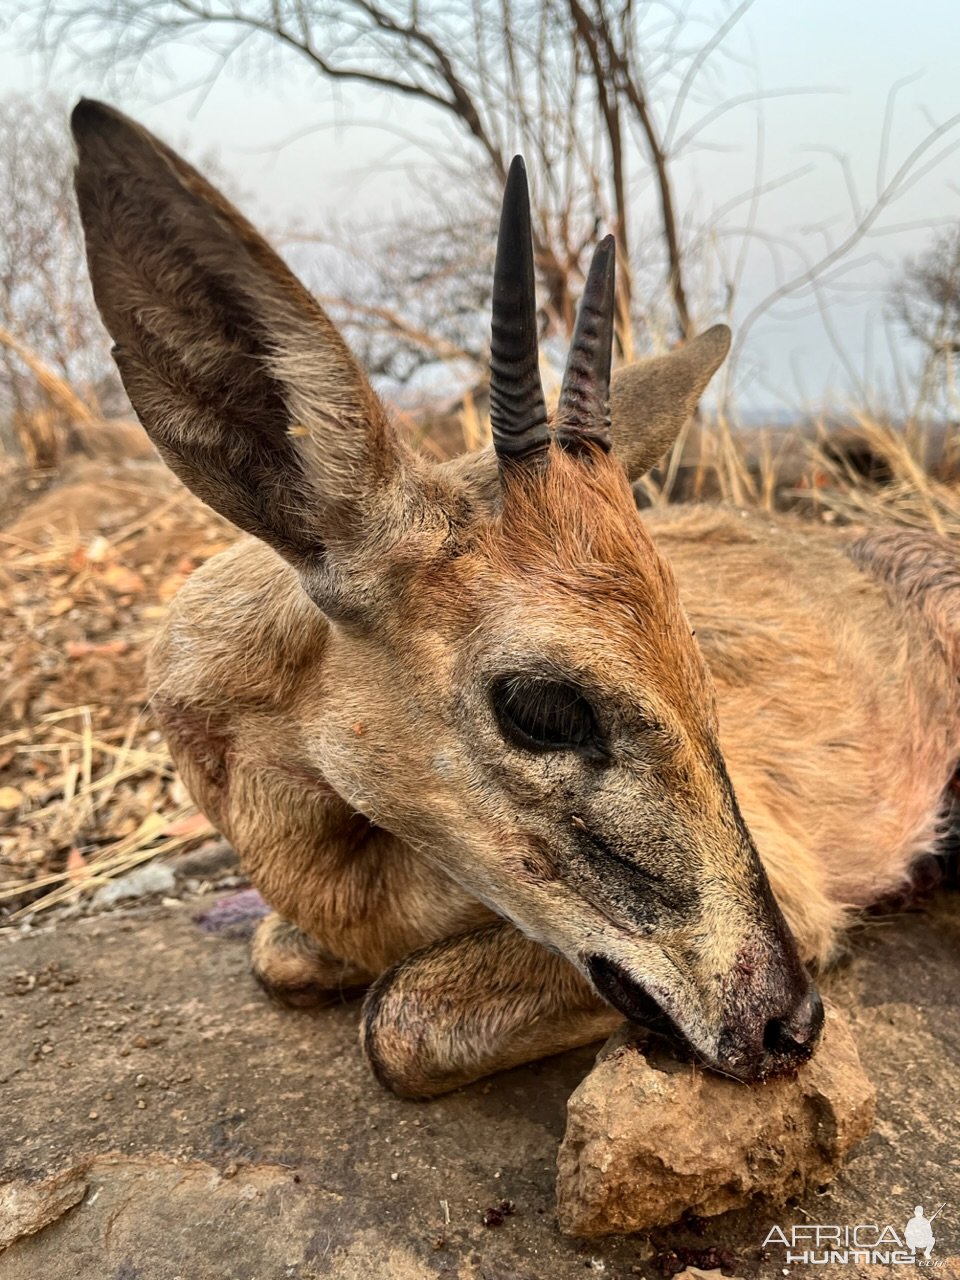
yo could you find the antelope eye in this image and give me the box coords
[491,675,603,756]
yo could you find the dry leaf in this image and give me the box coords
[157,573,186,603]
[100,564,145,595]
[66,847,90,884]
[0,787,23,812]
[163,812,212,839]
[49,597,75,617]
[65,640,129,659]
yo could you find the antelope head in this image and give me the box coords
[72,101,822,1082]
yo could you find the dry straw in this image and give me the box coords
[1,469,227,927]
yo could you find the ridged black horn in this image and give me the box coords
[489,156,550,465]
[555,235,616,453]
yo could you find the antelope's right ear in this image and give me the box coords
[609,324,731,481]
[72,99,403,613]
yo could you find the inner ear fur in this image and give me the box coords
[71,98,405,591]
[610,324,731,481]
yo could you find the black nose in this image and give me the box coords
[717,980,824,1080]
[763,983,824,1060]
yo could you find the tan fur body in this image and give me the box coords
[653,508,960,961]
[73,99,960,1097]
[152,507,960,989]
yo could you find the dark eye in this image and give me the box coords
[491,675,603,757]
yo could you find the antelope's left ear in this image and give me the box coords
[609,324,731,481]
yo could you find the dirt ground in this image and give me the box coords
[3,451,960,1279]
[0,883,958,1280]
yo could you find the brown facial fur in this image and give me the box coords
[152,444,823,1079]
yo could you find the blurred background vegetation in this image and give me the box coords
[0,0,956,508]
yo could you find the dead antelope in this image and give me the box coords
[72,100,960,1098]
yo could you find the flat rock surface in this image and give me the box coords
[1,893,959,1280]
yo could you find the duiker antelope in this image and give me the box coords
[72,100,960,1098]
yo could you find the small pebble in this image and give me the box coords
[93,863,176,909]
[482,1199,516,1228]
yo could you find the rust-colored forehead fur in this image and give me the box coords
[491,444,667,593]
[462,444,715,715]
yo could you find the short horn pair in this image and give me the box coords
[489,156,615,468]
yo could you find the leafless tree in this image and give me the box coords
[0,94,121,464]
[15,1,960,416]
[21,0,773,359]
[891,223,960,410]
[288,206,497,392]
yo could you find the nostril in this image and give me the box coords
[763,985,825,1059]
[762,1015,797,1057]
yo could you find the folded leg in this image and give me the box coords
[360,922,622,1097]
[251,912,376,1006]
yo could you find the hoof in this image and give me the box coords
[251,912,372,1008]
[252,968,364,1009]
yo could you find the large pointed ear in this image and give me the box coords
[71,99,405,614]
[609,324,731,481]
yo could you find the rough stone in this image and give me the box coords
[92,862,176,908]
[169,838,240,879]
[676,1270,745,1280]
[556,1001,875,1237]
[1,894,957,1278]
[0,1166,88,1250]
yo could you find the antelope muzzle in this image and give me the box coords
[585,882,825,1082]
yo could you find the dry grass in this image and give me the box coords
[2,406,956,928]
[0,457,232,926]
[0,704,214,925]
[801,414,960,537]
[638,409,960,536]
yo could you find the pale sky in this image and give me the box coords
[1,0,958,414]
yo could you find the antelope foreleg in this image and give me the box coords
[252,911,376,1007]
[359,922,621,1098]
